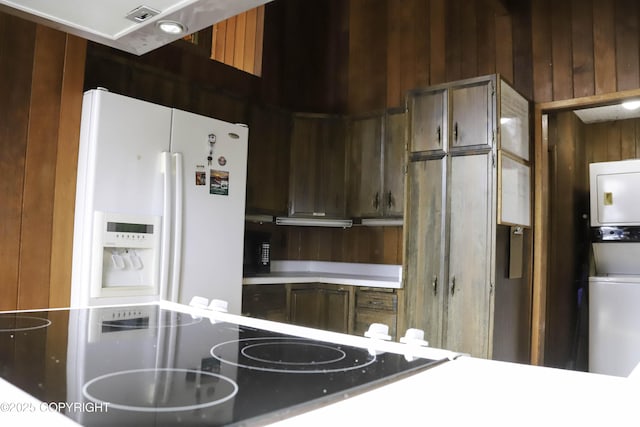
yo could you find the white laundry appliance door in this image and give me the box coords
[168,109,248,314]
[589,276,640,377]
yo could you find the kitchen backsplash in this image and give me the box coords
[244,222,403,265]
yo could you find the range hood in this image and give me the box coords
[0,0,273,55]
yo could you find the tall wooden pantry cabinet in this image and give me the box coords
[402,75,531,359]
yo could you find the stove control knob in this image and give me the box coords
[364,323,391,341]
[208,299,229,313]
[400,328,430,347]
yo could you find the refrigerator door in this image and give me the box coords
[71,89,172,307]
[169,109,248,314]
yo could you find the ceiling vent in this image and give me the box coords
[125,5,160,23]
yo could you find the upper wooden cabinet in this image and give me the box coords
[347,109,406,218]
[408,88,446,154]
[288,114,347,218]
[449,79,495,151]
[408,76,495,155]
[245,106,291,215]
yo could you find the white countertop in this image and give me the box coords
[269,356,640,426]
[242,261,403,289]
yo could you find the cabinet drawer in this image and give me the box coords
[354,310,397,338]
[356,290,397,312]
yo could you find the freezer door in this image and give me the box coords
[169,110,248,314]
[71,90,172,307]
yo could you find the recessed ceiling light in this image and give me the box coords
[622,100,640,110]
[156,20,187,35]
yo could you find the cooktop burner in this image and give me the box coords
[0,304,449,426]
[83,368,238,412]
[212,337,376,373]
[0,314,51,333]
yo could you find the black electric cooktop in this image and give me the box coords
[0,305,446,426]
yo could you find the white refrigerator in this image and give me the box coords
[71,89,248,313]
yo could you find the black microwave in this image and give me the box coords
[243,231,271,275]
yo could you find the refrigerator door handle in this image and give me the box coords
[169,152,184,303]
[160,152,173,300]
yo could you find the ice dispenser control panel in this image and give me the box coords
[90,211,161,300]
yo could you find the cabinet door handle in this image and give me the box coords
[432,276,438,295]
[373,192,379,209]
[450,276,456,296]
[436,126,441,145]
[387,191,393,208]
[454,122,458,141]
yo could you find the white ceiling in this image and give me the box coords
[573,102,640,124]
[0,0,272,55]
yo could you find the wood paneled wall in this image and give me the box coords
[347,0,525,112]
[0,13,86,310]
[532,0,640,103]
[212,6,265,76]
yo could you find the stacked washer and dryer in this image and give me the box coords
[589,159,640,377]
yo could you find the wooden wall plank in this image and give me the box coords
[615,0,640,91]
[571,0,595,98]
[18,25,66,310]
[592,0,616,95]
[348,0,388,112]
[0,14,35,311]
[477,1,497,77]
[494,13,513,83]
[224,16,237,65]
[460,0,478,79]
[606,121,622,160]
[510,1,533,99]
[551,1,573,100]
[531,0,553,102]
[429,0,446,85]
[243,8,258,74]
[48,35,86,308]
[619,120,636,159]
[254,6,265,76]
[386,0,414,107]
[414,0,430,88]
[234,12,247,71]
[212,20,227,61]
[445,0,462,81]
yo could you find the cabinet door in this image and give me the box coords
[289,287,323,328]
[383,110,406,217]
[409,88,446,154]
[450,79,495,151]
[322,286,350,334]
[289,115,346,217]
[317,117,347,217]
[246,106,291,214]
[347,114,383,217]
[445,153,494,358]
[242,284,288,322]
[289,115,320,216]
[404,158,446,348]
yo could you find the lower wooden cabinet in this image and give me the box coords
[289,284,352,334]
[241,284,288,322]
[242,283,399,339]
[354,288,398,339]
